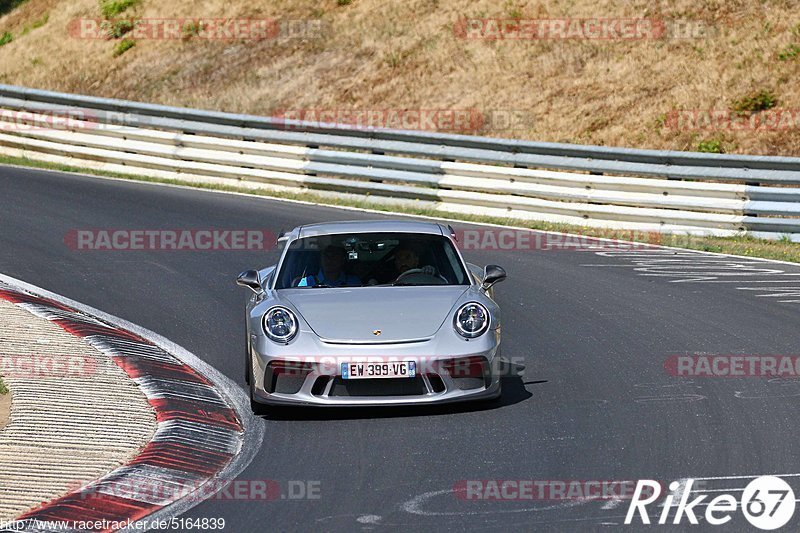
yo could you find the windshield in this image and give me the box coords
[274,232,469,289]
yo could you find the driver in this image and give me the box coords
[298,245,361,287]
[394,244,435,277]
[371,242,436,284]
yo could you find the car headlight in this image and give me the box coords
[454,302,489,338]
[262,306,298,343]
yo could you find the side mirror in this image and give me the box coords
[481,265,507,291]
[236,269,263,294]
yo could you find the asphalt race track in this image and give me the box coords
[3,166,800,531]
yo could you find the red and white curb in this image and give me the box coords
[0,274,263,532]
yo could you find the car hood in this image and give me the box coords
[282,286,470,343]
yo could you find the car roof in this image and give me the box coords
[296,220,446,238]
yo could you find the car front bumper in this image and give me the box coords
[249,329,502,407]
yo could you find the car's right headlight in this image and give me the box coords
[262,306,298,343]
[454,302,489,338]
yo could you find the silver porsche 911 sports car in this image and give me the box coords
[237,220,506,411]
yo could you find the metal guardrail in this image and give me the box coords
[0,84,799,238]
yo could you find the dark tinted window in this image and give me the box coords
[275,232,468,289]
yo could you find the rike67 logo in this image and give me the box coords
[625,476,795,530]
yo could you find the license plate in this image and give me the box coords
[341,361,416,379]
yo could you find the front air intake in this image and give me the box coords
[264,361,313,394]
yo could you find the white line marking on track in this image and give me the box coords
[633,394,706,403]
[401,489,588,517]
[356,515,382,524]
[582,248,800,304]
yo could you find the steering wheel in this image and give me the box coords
[394,268,449,285]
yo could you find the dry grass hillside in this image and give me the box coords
[0,0,798,155]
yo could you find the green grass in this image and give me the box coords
[0,152,798,263]
[21,13,48,35]
[697,138,724,153]
[31,12,48,29]
[113,38,135,57]
[778,43,800,60]
[100,0,139,18]
[0,31,13,47]
[0,377,7,395]
[732,89,777,114]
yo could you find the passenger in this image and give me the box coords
[298,245,361,287]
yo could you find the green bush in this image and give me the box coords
[113,38,135,56]
[108,19,134,38]
[697,139,723,153]
[0,31,12,46]
[100,0,139,19]
[731,90,777,114]
[337,0,352,5]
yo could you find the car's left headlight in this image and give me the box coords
[263,306,298,343]
[454,302,489,338]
